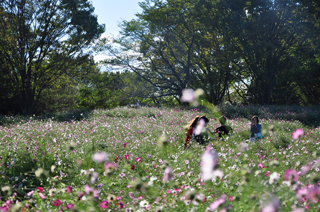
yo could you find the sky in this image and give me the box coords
[90,0,142,37]
[90,0,143,62]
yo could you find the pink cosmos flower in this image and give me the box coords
[66,203,74,209]
[67,186,72,193]
[125,154,129,160]
[84,185,93,194]
[308,187,320,203]
[119,173,126,178]
[92,151,108,163]
[131,165,135,170]
[53,199,61,207]
[27,190,34,197]
[300,165,311,175]
[163,167,172,182]
[292,129,304,140]
[228,196,234,202]
[284,169,299,181]
[181,89,196,103]
[201,145,219,181]
[159,159,163,164]
[39,193,46,199]
[104,162,116,172]
[100,200,109,209]
[296,187,308,202]
[264,171,270,177]
[257,163,264,168]
[207,194,226,211]
[136,157,142,163]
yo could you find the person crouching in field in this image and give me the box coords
[184,115,214,149]
[213,117,232,138]
[250,115,262,141]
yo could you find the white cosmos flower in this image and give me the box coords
[139,200,149,208]
[269,172,279,184]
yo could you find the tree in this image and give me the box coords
[207,0,320,104]
[101,0,234,104]
[0,0,104,114]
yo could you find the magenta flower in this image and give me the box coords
[53,199,61,207]
[292,129,304,140]
[163,167,172,182]
[228,196,234,202]
[201,145,218,181]
[66,203,74,209]
[136,157,142,163]
[124,154,129,160]
[118,201,124,209]
[131,165,135,170]
[67,186,72,193]
[36,187,43,193]
[207,194,226,211]
[284,169,299,181]
[100,200,109,209]
[181,89,196,103]
[264,171,270,177]
[92,151,108,163]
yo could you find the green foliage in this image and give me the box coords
[0,0,104,115]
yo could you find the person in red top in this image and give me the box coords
[184,115,214,149]
[184,116,200,149]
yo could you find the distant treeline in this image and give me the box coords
[1,0,320,115]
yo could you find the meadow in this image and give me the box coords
[0,104,320,211]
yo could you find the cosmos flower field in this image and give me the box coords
[0,105,320,211]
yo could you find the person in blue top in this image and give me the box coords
[250,115,262,140]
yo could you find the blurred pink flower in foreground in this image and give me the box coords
[201,145,219,181]
[194,118,206,135]
[104,162,116,172]
[207,194,226,211]
[181,89,196,103]
[284,169,299,181]
[92,151,108,163]
[296,187,308,202]
[291,208,304,212]
[163,167,172,182]
[261,197,280,212]
[292,129,304,140]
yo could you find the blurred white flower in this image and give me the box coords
[92,151,108,163]
[163,167,172,182]
[201,145,218,181]
[269,172,279,184]
[181,89,196,103]
[139,200,149,208]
